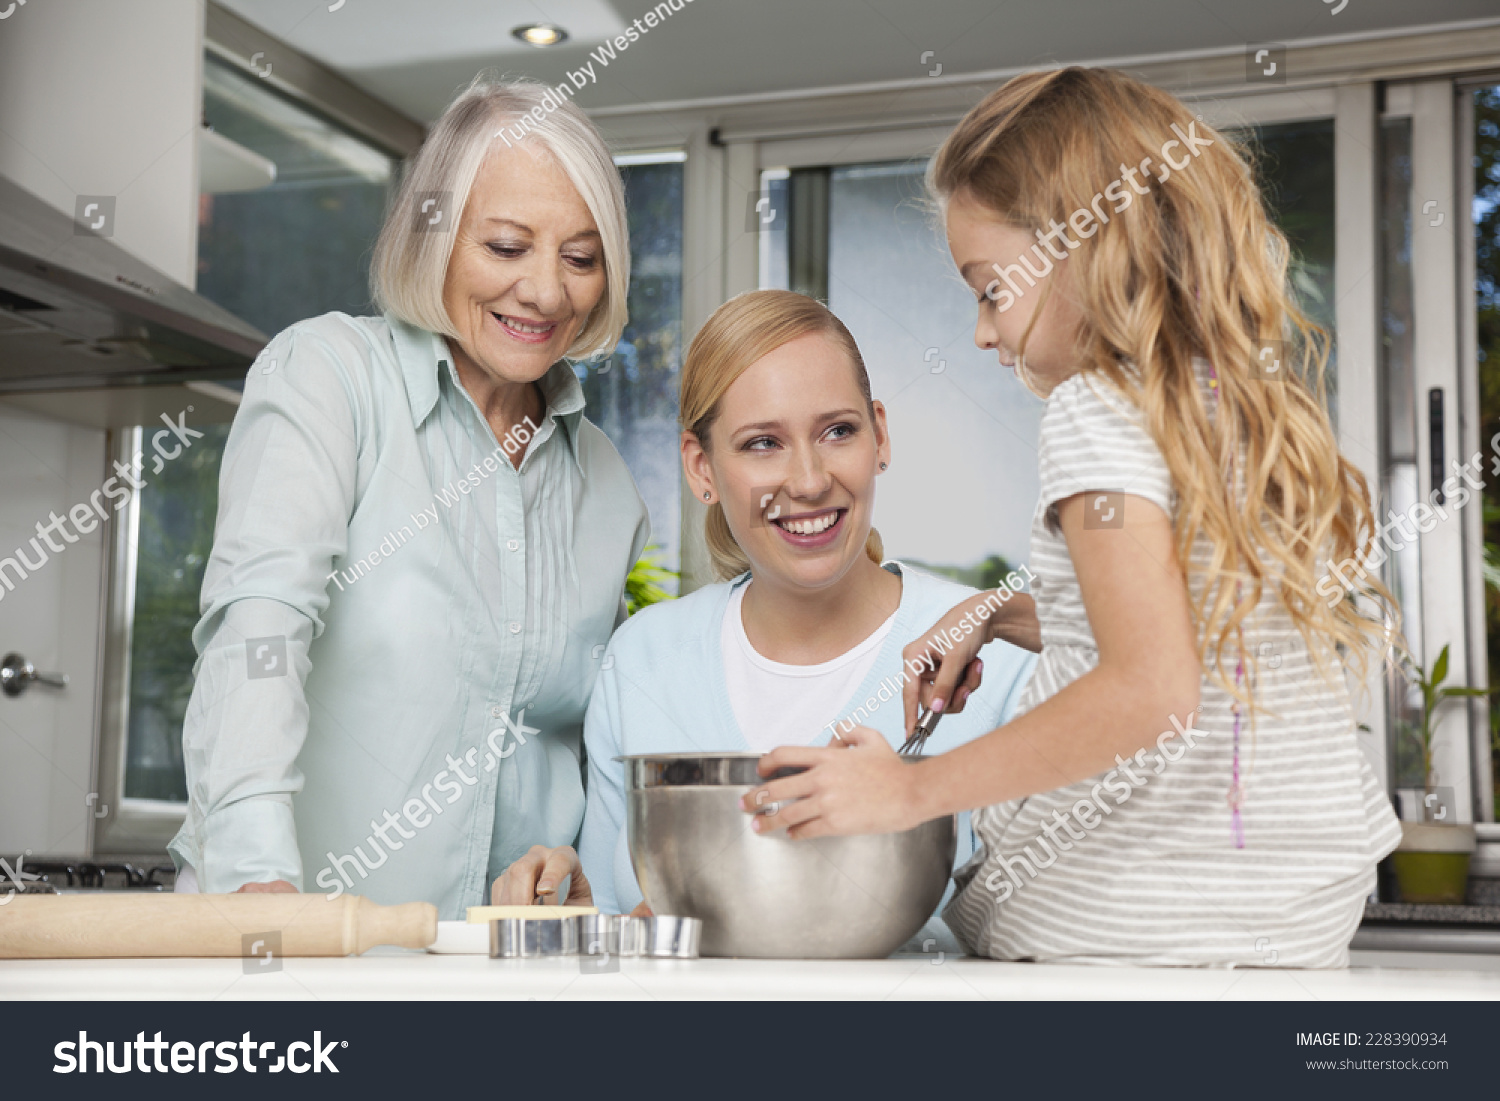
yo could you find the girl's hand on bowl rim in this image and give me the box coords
[740,724,927,839]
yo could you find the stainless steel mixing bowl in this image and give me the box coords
[623,752,957,958]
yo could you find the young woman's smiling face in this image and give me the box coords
[441,141,606,385]
[683,332,890,593]
[944,189,1084,397]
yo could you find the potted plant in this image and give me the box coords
[625,546,678,615]
[1390,644,1488,904]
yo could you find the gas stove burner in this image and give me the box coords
[24,859,176,892]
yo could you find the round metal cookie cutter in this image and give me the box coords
[489,915,580,958]
[629,915,701,959]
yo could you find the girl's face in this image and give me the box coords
[441,143,606,386]
[944,190,1085,397]
[682,332,890,593]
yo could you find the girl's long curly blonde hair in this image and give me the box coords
[928,66,1396,697]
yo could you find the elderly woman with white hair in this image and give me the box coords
[168,79,649,919]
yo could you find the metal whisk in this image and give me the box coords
[898,706,942,757]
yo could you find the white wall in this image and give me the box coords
[0,408,108,857]
[0,0,204,287]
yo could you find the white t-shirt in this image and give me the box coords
[722,581,896,751]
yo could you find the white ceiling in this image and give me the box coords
[218,0,1500,122]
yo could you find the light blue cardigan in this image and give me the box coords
[578,561,1038,924]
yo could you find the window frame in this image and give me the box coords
[94,426,189,853]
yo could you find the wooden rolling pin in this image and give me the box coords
[0,893,437,959]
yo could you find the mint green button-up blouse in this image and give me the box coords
[168,311,649,918]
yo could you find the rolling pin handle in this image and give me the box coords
[353,897,438,954]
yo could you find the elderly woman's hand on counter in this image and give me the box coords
[490,845,592,906]
[491,846,660,916]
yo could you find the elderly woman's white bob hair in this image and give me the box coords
[372,76,629,362]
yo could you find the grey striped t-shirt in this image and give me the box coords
[944,368,1400,968]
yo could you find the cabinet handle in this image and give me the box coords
[1429,388,1445,507]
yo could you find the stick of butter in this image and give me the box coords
[465,904,599,923]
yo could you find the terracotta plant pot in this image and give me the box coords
[1391,821,1476,905]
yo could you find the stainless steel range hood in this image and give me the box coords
[0,174,266,393]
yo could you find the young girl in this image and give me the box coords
[745,67,1401,968]
[494,290,1038,934]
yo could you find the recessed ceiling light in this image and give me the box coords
[512,24,568,47]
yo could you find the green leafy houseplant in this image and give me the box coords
[625,546,678,616]
[1391,644,1490,905]
[1401,645,1492,798]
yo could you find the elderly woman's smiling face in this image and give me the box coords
[442,141,606,386]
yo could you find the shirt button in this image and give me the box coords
[507,539,519,552]
[509,622,522,634]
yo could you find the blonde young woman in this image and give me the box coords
[745,67,1401,968]
[499,290,1038,927]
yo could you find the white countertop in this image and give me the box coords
[4,949,1500,1000]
